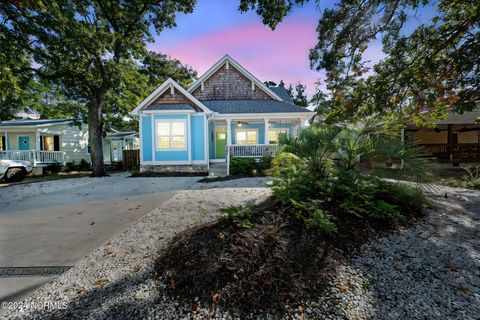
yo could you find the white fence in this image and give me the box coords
[226,144,279,175]
[0,150,65,166]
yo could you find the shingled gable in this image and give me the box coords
[188,55,283,101]
[130,78,211,116]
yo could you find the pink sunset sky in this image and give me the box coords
[148,0,331,97]
[148,1,436,98]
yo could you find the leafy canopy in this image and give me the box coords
[241,0,480,124]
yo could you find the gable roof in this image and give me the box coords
[187,55,283,101]
[0,118,74,127]
[201,100,313,114]
[130,78,212,116]
[269,87,294,104]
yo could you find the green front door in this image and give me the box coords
[215,127,227,158]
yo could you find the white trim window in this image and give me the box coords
[156,119,187,151]
[235,129,258,145]
[268,128,289,144]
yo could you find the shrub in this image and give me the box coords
[43,163,62,174]
[221,205,254,228]
[79,159,91,171]
[65,161,78,171]
[229,157,257,176]
[258,156,273,171]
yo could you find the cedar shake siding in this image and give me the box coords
[153,88,203,112]
[192,64,272,100]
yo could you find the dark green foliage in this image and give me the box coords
[221,206,254,229]
[271,123,429,233]
[1,0,196,176]
[242,0,480,125]
[258,156,273,171]
[43,163,62,174]
[229,158,257,176]
[79,159,91,171]
[292,83,308,107]
[229,156,273,176]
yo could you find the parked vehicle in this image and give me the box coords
[0,160,33,182]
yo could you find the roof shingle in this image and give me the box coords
[201,100,312,114]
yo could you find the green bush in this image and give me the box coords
[229,156,273,176]
[43,163,62,174]
[258,156,273,171]
[221,205,254,228]
[79,159,91,171]
[65,161,78,171]
[229,157,257,175]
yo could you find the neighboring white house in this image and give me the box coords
[0,118,90,172]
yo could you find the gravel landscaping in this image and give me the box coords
[3,179,479,320]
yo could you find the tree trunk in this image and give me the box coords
[88,97,107,177]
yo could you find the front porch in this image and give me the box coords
[0,129,65,166]
[207,117,304,175]
[407,124,480,164]
[208,117,303,161]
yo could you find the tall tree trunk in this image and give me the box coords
[88,96,107,177]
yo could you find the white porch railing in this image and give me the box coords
[0,150,65,166]
[228,144,279,158]
[226,144,279,175]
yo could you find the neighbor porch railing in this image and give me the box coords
[418,143,480,162]
[226,144,279,175]
[0,150,65,166]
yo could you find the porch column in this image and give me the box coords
[3,131,7,150]
[36,129,41,150]
[300,117,307,129]
[447,124,453,161]
[264,118,270,145]
[226,119,232,145]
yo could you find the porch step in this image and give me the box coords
[209,163,227,177]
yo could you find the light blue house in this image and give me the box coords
[130,55,314,174]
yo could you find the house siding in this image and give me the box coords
[191,115,206,161]
[192,64,272,100]
[55,124,90,163]
[153,88,202,112]
[7,132,36,149]
[141,115,153,161]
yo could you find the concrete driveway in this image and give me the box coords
[0,173,198,303]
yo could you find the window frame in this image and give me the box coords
[268,128,289,144]
[155,119,187,151]
[235,128,258,145]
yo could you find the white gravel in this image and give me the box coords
[3,180,479,320]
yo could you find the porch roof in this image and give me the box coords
[0,118,74,127]
[201,99,313,114]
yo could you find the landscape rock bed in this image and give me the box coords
[4,181,479,320]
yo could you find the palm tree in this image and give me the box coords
[278,121,431,182]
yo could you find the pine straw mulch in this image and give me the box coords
[154,199,420,316]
